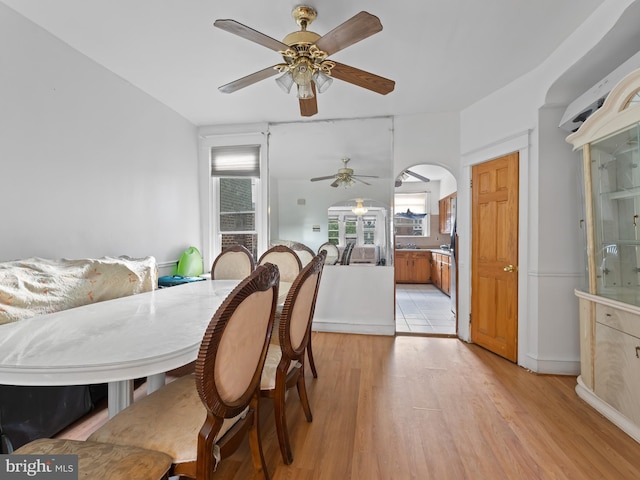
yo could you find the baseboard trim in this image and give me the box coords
[523,354,580,375]
[576,375,640,444]
[313,321,395,336]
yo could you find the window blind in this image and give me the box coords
[211,145,260,177]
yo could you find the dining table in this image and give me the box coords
[0,279,241,418]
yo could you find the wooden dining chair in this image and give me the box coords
[339,242,355,265]
[87,263,280,480]
[258,245,320,377]
[290,242,315,267]
[318,242,339,265]
[260,251,326,465]
[258,245,302,284]
[210,244,255,280]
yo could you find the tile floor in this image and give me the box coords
[395,283,456,335]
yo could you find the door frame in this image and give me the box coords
[458,130,530,368]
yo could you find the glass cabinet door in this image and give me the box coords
[591,122,640,305]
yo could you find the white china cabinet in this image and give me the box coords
[567,67,640,443]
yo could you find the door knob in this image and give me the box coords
[504,264,517,273]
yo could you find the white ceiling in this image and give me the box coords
[2,0,605,126]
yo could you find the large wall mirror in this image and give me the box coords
[268,117,394,265]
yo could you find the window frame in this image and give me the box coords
[198,127,269,269]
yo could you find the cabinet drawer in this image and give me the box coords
[594,322,640,425]
[595,303,640,338]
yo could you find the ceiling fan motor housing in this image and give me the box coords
[283,30,320,46]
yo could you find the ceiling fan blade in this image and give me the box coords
[315,12,382,56]
[299,84,318,117]
[395,179,403,187]
[310,175,337,182]
[218,66,279,93]
[405,170,431,182]
[330,179,340,188]
[353,177,371,186]
[352,175,379,179]
[214,19,290,52]
[330,62,395,95]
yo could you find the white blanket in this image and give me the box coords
[0,256,157,325]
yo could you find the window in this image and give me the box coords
[362,216,376,244]
[211,145,260,259]
[394,192,427,215]
[344,215,357,244]
[394,192,429,236]
[327,205,386,247]
[328,215,339,245]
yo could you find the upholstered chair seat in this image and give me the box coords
[14,438,172,480]
[260,349,300,390]
[88,374,247,464]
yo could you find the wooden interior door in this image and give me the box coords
[471,152,519,362]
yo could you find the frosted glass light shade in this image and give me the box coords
[297,82,315,99]
[275,72,294,93]
[313,71,333,93]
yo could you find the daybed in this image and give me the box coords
[0,256,157,451]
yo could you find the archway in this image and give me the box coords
[394,164,458,335]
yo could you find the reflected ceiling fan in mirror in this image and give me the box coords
[395,169,431,187]
[310,158,379,188]
[213,6,395,117]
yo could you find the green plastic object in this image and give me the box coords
[173,246,204,277]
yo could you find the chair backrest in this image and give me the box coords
[258,245,302,283]
[340,242,355,265]
[291,242,315,267]
[277,251,326,358]
[318,242,339,265]
[210,244,255,280]
[194,263,279,477]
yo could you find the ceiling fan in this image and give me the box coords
[395,169,431,187]
[311,158,379,188]
[213,6,395,117]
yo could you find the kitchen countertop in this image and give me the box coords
[429,249,452,255]
[396,248,452,255]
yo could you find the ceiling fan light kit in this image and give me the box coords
[214,5,395,116]
[310,158,379,188]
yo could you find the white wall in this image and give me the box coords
[458,0,637,373]
[314,265,395,335]
[393,112,461,179]
[0,4,200,268]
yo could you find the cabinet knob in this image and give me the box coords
[636,346,640,359]
[503,264,517,273]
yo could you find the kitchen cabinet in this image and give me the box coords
[442,255,451,295]
[439,192,457,234]
[431,252,451,296]
[567,68,640,443]
[395,250,431,283]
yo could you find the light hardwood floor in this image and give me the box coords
[56,333,640,479]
